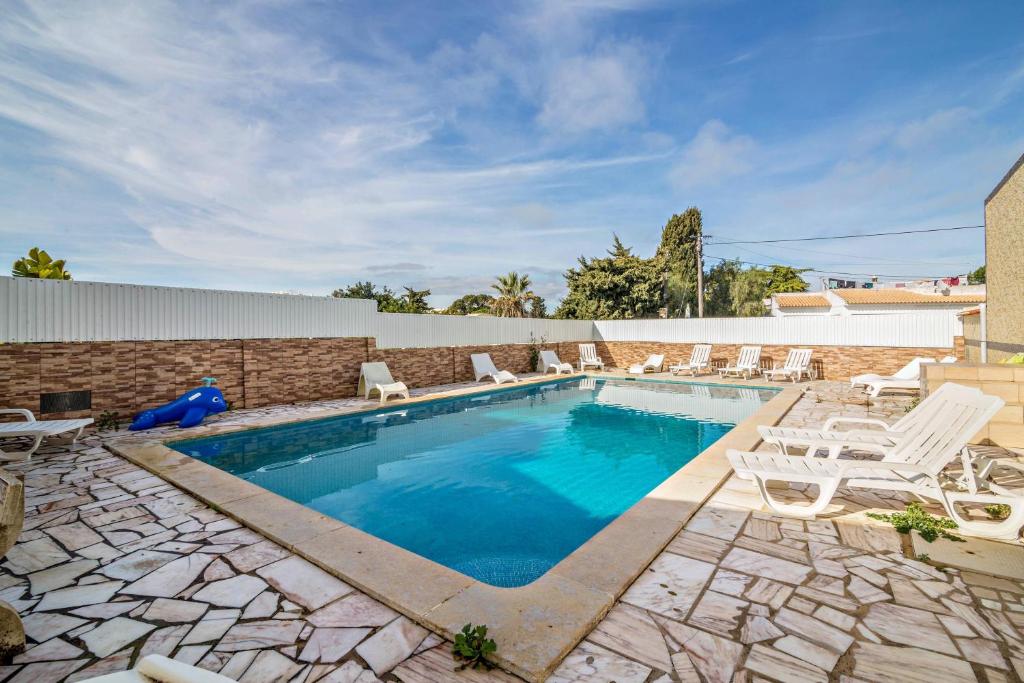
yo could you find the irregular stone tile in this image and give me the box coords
[4,537,71,574]
[938,614,976,637]
[955,638,1007,669]
[548,640,651,683]
[223,541,290,573]
[139,625,190,658]
[686,503,749,542]
[687,590,747,636]
[889,576,949,613]
[70,600,142,619]
[709,569,752,598]
[806,575,845,596]
[241,592,278,620]
[741,615,784,644]
[181,609,240,645]
[666,530,731,563]
[121,552,214,597]
[721,548,812,585]
[656,616,744,683]
[862,603,954,653]
[775,607,854,655]
[392,645,521,683]
[774,634,841,671]
[219,650,259,680]
[745,517,782,542]
[193,574,267,608]
[202,558,235,582]
[812,558,847,579]
[238,650,303,683]
[143,598,209,623]
[734,535,809,564]
[76,542,122,562]
[64,647,133,682]
[6,660,86,683]
[45,521,103,551]
[36,579,124,611]
[621,553,715,620]
[848,564,888,587]
[744,644,827,683]
[80,617,156,658]
[851,642,977,683]
[21,612,88,643]
[744,577,793,610]
[208,528,263,546]
[27,559,98,594]
[354,617,429,676]
[215,619,305,652]
[174,644,210,666]
[256,556,352,610]
[100,549,180,581]
[847,576,891,604]
[14,637,84,663]
[299,628,371,663]
[940,598,999,640]
[813,605,856,631]
[589,603,672,672]
[307,593,398,628]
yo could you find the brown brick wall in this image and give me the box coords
[0,337,957,421]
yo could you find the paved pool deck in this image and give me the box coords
[0,373,1021,682]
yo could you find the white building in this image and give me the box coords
[770,287,985,317]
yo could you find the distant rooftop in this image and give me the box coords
[832,289,985,305]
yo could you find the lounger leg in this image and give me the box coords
[753,476,839,518]
[0,434,44,462]
[940,491,1024,541]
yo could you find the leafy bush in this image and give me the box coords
[985,503,1011,520]
[452,623,496,671]
[96,411,121,432]
[867,502,963,543]
[527,333,546,372]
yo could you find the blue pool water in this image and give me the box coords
[172,378,775,587]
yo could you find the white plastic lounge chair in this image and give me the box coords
[540,350,574,374]
[728,384,1023,540]
[669,344,712,376]
[0,409,93,461]
[858,356,956,397]
[763,349,813,383]
[578,343,605,371]
[80,654,233,682]
[851,356,933,389]
[758,381,960,459]
[357,362,410,403]
[718,346,762,380]
[471,353,518,384]
[628,354,664,375]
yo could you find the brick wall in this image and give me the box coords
[0,337,956,421]
[923,362,1024,450]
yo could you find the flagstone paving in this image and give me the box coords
[0,378,1021,681]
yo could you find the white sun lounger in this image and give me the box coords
[628,354,664,375]
[718,346,761,380]
[471,353,518,384]
[357,362,410,403]
[728,384,1023,540]
[80,654,234,682]
[0,409,93,461]
[578,343,604,371]
[857,356,957,397]
[669,344,712,376]
[540,350,574,374]
[763,349,813,383]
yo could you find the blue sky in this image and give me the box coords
[1,1,1022,306]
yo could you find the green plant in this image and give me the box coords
[12,247,72,280]
[95,411,120,432]
[916,553,930,562]
[527,333,547,371]
[867,502,963,543]
[985,503,1011,520]
[905,396,920,413]
[491,272,535,318]
[452,623,496,671]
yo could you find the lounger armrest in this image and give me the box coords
[821,416,892,432]
[840,459,932,476]
[0,409,35,422]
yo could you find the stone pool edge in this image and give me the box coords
[106,377,803,682]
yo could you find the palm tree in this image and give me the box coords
[491,272,534,318]
[11,247,72,280]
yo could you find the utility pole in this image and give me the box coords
[696,231,704,318]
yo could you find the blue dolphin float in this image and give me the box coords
[130,378,228,430]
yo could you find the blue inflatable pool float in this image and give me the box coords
[130,379,228,430]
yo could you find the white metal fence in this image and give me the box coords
[0,277,960,349]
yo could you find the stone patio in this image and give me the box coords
[0,378,1022,682]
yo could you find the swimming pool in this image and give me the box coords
[172,377,776,587]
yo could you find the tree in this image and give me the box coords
[656,208,702,317]
[555,235,663,319]
[703,260,808,317]
[491,272,535,318]
[528,296,547,319]
[968,265,986,285]
[12,247,72,280]
[331,281,431,313]
[396,286,431,314]
[444,293,495,315]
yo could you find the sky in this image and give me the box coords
[1,1,1022,307]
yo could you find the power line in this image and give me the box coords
[708,224,983,246]
[701,253,962,280]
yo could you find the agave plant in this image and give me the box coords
[11,248,72,280]
[491,271,534,318]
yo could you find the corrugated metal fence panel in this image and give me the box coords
[0,277,591,346]
[593,313,960,348]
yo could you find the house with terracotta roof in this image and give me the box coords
[770,286,985,316]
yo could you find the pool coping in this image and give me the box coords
[107,373,804,681]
